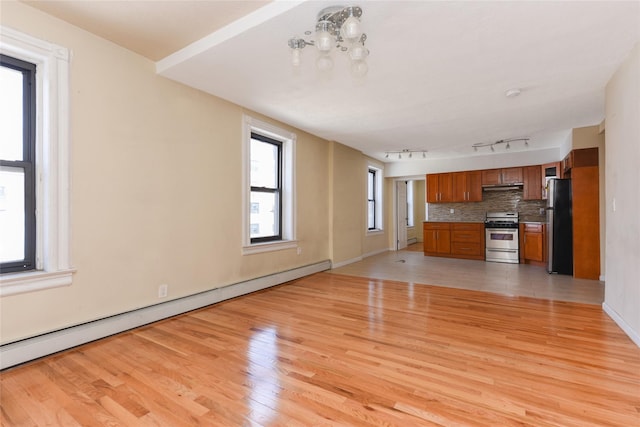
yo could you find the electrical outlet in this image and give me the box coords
[296,247,302,255]
[450,208,454,214]
[158,284,168,298]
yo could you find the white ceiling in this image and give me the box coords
[22,1,640,162]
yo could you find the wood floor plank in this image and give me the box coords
[1,272,639,426]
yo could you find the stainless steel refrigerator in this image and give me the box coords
[546,179,573,274]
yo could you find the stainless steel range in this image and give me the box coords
[485,212,519,264]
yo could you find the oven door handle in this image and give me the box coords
[486,248,518,253]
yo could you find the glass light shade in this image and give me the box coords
[341,15,362,44]
[315,30,333,53]
[291,49,301,67]
[349,44,369,61]
[316,54,334,72]
[350,59,368,78]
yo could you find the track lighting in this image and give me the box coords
[473,138,530,153]
[383,149,428,160]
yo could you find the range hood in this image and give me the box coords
[482,183,524,191]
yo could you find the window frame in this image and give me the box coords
[367,168,377,231]
[249,132,283,244]
[367,163,383,233]
[242,115,296,255]
[1,54,37,273]
[0,26,73,297]
[406,180,414,228]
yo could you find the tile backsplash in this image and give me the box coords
[427,189,546,222]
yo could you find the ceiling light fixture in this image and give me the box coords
[384,149,427,160]
[288,6,369,78]
[472,138,530,153]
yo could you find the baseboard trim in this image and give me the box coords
[0,260,331,370]
[331,256,363,269]
[602,302,640,348]
[363,248,388,259]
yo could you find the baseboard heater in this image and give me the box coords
[0,260,331,370]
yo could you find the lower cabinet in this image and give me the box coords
[519,223,546,266]
[424,222,484,260]
[424,223,450,255]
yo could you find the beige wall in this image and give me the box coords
[604,43,640,342]
[569,126,607,278]
[329,142,363,263]
[0,2,337,343]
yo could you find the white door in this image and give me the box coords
[396,181,408,250]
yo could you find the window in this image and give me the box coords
[250,133,282,243]
[0,26,73,297]
[406,180,414,227]
[367,169,377,230]
[242,115,296,254]
[1,55,36,273]
[367,164,383,232]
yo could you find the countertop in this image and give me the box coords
[423,220,483,223]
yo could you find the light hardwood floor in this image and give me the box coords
[331,243,604,305]
[1,268,638,426]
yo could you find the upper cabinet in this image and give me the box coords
[541,162,561,199]
[523,165,542,200]
[452,171,482,202]
[425,164,555,204]
[481,167,523,186]
[426,173,453,203]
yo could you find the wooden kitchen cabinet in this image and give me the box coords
[523,165,542,200]
[426,173,453,203]
[519,223,546,266]
[571,148,600,280]
[541,162,561,199]
[502,167,524,184]
[424,222,483,260]
[481,167,523,185]
[452,171,482,202]
[423,222,451,255]
[450,223,484,260]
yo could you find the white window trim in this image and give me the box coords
[367,161,384,234]
[242,115,296,255]
[0,26,74,297]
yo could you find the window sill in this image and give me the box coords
[367,229,384,236]
[0,269,75,297]
[242,240,298,255]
